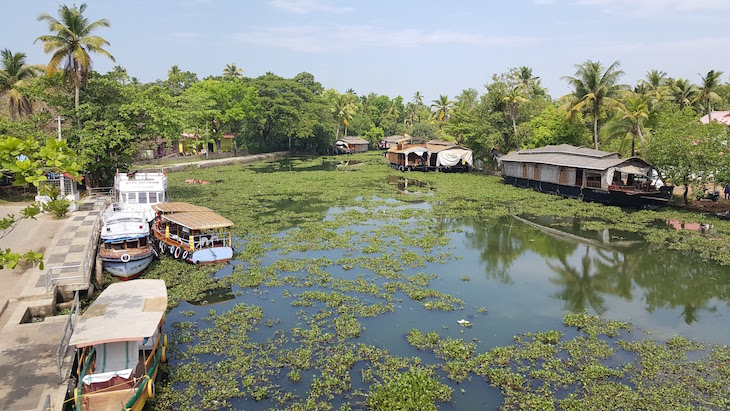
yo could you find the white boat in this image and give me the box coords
[100,203,155,280]
[69,279,167,411]
[114,170,169,223]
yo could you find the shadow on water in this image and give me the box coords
[247,157,362,173]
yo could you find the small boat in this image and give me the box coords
[114,170,169,223]
[715,211,730,221]
[99,203,155,280]
[69,279,167,411]
[151,202,234,264]
[386,140,473,172]
[500,144,674,209]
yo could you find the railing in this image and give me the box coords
[153,225,231,251]
[40,395,51,411]
[87,186,113,196]
[56,290,80,382]
[45,205,104,292]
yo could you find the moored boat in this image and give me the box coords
[151,202,234,264]
[500,144,674,209]
[114,170,169,223]
[69,279,167,411]
[99,203,155,280]
[387,140,473,172]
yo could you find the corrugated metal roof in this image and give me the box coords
[501,144,651,171]
[162,211,233,230]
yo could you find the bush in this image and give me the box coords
[44,198,71,219]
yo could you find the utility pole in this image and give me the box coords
[56,116,63,141]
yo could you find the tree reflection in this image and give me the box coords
[547,246,615,314]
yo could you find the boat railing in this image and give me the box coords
[40,394,51,411]
[154,224,231,251]
[87,186,113,197]
[45,206,103,292]
[56,290,80,382]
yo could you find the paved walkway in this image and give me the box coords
[0,196,107,411]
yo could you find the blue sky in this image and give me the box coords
[3,0,729,104]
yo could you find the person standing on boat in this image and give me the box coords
[725,182,730,200]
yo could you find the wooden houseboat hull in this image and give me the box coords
[503,176,673,209]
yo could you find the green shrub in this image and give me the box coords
[44,198,71,219]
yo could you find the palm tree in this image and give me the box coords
[640,69,671,105]
[669,78,697,109]
[222,63,243,80]
[430,95,454,125]
[696,70,724,121]
[35,3,115,121]
[604,93,651,157]
[388,99,402,119]
[332,94,357,139]
[0,49,41,119]
[502,87,529,134]
[413,91,423,106]
[514,66,539,95]
[561,60,625,149]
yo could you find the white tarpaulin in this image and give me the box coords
[436,149,473,167]
[616,164,650,175]
[605,167,615,186]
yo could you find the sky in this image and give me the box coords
[2,0,730,104]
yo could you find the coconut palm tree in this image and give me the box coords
[639,69,671,105]
[332,94,357,139]
[502,87,529,134]
[35,3,115,122]
[222,63,243,80]
[669,78,697,110]
[604,93,651,157]
[696,70,724,121]
[514,66,539,96]
[561,60,625,149]
[0,49,41,119]
[430,95,454,125]
[413,91,423,106]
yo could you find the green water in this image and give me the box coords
[156,155,730,410]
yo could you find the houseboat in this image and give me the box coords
[114,170,169,222]
[99,203,155,280]
[387,140,473,172]
[151,202,234,264]
[333,136,369,154]
[500,144,673,208]
[69,279,167,411]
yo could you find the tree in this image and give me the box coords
[518,105,591,149]
[164,65,198,96]
[35,3,115,124]
[603,93,651,157]
[413,91,423,106]
[502,87,529,134]
[0,50,41,119]
[669,79,697,110]
[514,66,539,95]
[430,95,454,126]
[223,63,244,80]
[332,93,357,139]
[647,107,727,204]
[639,69,671,106]
[697,70,724,121]
[561,60,625,149]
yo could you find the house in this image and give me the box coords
[700,111,730,126]
[333,136,369,154]
[500,144,673,208]
[35,172,81,211]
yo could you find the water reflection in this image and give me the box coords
[457,216,730,325]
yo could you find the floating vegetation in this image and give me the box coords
[146,152,730,410]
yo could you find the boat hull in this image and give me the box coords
[102,254,154,280]
[187,247,233,264]
[503,176,673,209]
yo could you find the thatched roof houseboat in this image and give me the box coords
[333,136,369,154]
[500,144,673,208]
[386,140,473,172]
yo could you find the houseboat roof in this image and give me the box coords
[161,211,234,230]
[500,144,651,172]
[426,141,465,153]
[152,202,212,213]
[69,280,167,348]
[382,135,410,143]
[387,144,428,155]
[336,136,369,145]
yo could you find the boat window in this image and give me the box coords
[128,193,138,204]
[533,164,541,180]
[149,192,157,203]
[575,169,583,186]
[112,242,125,251]
[558,167,568,185]
[586,172,602,188]
[121,193,127,203]
[522,164,528,178]
[138,193,148,204]
[140,237,147,246]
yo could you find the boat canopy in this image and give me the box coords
[152,202,212,214]
[436,148,474,167]
[69,279,167,348]
[162,211,234,230]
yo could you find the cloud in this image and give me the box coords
[171,32,202,39]
[234,25,540,53]
[574,0,730,13]
[267,0,353,14]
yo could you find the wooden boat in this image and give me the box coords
[333,136,369,154]
[387,140,473,172]
[114,170,169,223]
[69,279,167,411]
[99,203,155,280]
[151,202,234,264]
[500,144,674,209]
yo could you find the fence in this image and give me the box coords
[40,395,51,411]
[86,186,113,197]
[56,290,79,382]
